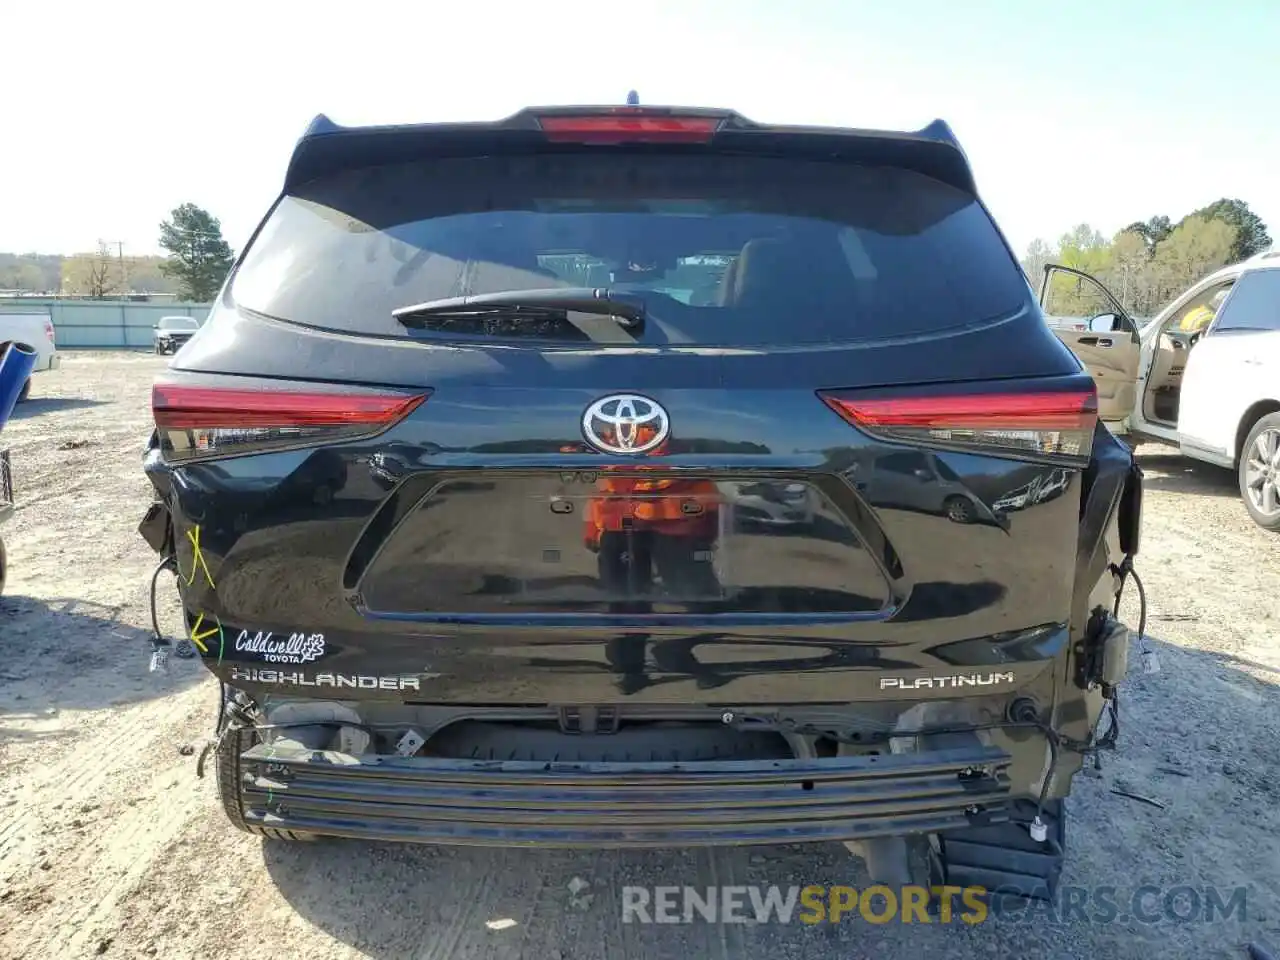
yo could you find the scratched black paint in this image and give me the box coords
[138,118,1135,712]
[143,311,1103,706]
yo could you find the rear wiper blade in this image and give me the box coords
[392,288,646,330]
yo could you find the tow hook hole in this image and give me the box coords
[801,780,814,791]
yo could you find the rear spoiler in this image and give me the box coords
[282,107,976,196]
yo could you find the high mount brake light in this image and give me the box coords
[820,389,1098,464]
[537,112,722,144]
[152,385,428,461]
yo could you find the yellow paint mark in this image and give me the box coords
[190,612,221,654]
[180,525,216,590]
[189,613,208,653]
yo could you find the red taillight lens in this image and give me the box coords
[152,385,428,461]
[537,112,721,144]
[44,321,55,344]
[820,389,1098,464]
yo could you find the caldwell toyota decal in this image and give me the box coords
[234,629,326,664]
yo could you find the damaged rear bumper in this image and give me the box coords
[235,740,1013,847]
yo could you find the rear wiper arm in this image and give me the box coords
[392,288,646,330]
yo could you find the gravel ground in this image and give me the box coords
[1,353,1278,960]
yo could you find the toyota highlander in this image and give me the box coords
[139,105,1143,897]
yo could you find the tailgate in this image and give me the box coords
[357,472,889,616]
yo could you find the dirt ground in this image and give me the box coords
[1,353,1278,960]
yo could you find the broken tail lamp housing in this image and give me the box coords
[821,388,1099,466]
[152,385,428,462]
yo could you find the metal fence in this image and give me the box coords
[5,299,1157,349]
[0,298,212,349]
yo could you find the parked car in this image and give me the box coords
[153,316,199,355]
[1041,249,1280,531]
[853,449,1001,526]
[139,105,1141,898]
[991,467,1072,515]
[720,480,817,527]
[0,312,59,401]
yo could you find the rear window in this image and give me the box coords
[1215,269,1280,333]
[231,154,1028,346]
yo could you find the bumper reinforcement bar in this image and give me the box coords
[236,741,1013,847]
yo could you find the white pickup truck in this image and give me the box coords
[0,312,60,401]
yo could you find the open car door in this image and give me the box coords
[1038,264,1141,423]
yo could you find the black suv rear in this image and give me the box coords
[141,106,1141,894]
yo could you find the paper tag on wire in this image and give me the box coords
[395,729,425,757]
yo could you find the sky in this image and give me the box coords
[2,0,1278,259]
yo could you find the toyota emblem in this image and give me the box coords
[582,394,670,455]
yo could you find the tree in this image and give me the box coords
[124,257,182,295]
[1187,198,1271,261]
[0,262,45,292]
[1035,224,1113,316]
[62,242,122,298]
[0,253,63,292]
[158,203,235,302]
[1151,215,1236,300]
[1056,223,1111,275]
[1121,215,1172,255]
[1107,229,1151,314]
[1020,238,1054,286]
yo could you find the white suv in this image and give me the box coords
[1041,250,1280,532]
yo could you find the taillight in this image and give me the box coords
[44,320,55,344]
[820,388,1098,464]
[152,385,428,462]
[537,111,722,144]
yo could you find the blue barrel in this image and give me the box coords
[0,342,38,431]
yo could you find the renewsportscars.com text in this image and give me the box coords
[621,885,1249,925]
